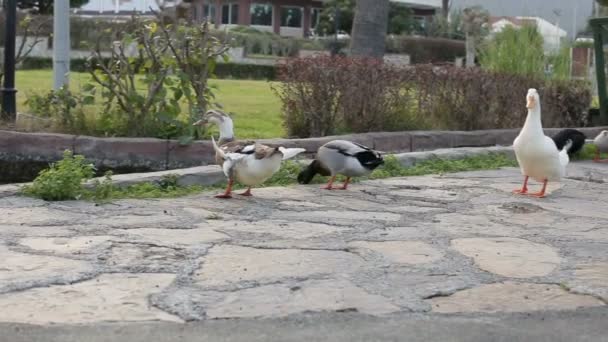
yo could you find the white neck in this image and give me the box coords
[217,117,235,141]
[521,106,543,137]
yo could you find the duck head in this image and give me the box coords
[193,109,235,141]
[526,88,540,111]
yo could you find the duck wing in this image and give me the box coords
[324,140,383,168]
[212,136,251,177]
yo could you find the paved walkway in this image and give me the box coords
[0,162,607,340]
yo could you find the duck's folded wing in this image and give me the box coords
[324,140,371,156]
[223,140,257,154]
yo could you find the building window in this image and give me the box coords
[250,3,272,26]
[281,6,302,28]
[204,4,216,23]
[311,8,322,29]
[222,3,239,24]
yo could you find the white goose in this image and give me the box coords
[211,136,305,198]
[513,89,572,198]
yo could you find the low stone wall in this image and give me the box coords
[1,127,606,183]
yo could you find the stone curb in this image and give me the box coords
[2,127,606,183]
[0,146,516,197]
[95,146,520,193]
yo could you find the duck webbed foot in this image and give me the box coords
[336,177,351,190]
[593,150,608,163]
[527,179,548,198]
[321,176,337,190]
[512,176,529,195]
[215,179,234,199]
[238,187,253,197]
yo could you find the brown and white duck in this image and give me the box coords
[194,110,305,198]
[210,136,305,198]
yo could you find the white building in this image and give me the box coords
[489,16,568,54]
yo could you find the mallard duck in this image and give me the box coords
[552,128,586,157]
[211,136,305,198]
[513,89,572,198]
[298,140,384,190]
[193,109,255,166]
[592,130,608,163]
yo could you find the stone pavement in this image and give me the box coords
[0,162,607,340]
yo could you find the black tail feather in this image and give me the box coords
[552,129,586,156]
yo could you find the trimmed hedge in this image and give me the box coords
[18,57,278,81]
[386,36,465,64]
[275,56,592,138]
[214,63,277,80]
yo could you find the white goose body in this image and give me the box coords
[512,89,570,197]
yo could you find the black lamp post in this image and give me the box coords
[1,0,17,120]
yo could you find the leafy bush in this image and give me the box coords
[25,86,91,134]
[22,150,95,201]
[273,56,421,137]
[275,56,592,137]
[84,16,229,139]
[479,25,545,78]
[213,26,317,57]
[214,63,277,80]
[412,65,592,129]
[20,57,277,80]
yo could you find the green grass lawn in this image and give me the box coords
[15,69,284,139]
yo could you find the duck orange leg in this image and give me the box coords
[322,176,337,190]
[239,187,253,197]
[337,177,351,190]
[528,179,548,198]
[593,148,608,163]
[215,178,234,199]
[513,176,529,195]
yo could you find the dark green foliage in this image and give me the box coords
[19,57,277,80]
[21,150,95,201]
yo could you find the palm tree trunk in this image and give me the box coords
[349,0,389,58]
[442,0,450,18]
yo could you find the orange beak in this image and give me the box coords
[526,96,535,109]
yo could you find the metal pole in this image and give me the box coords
[53,0,70,90]
[592,22,608,124]
[1,0,17,120]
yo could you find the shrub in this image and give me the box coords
[273,56,420,137]
[411,65,592,129]
[85,16,229,139]
[19,57,277,80]
[275,56,592,137]
[22,150,95,201]
[214,63,277,80]
[24,86,91,134]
